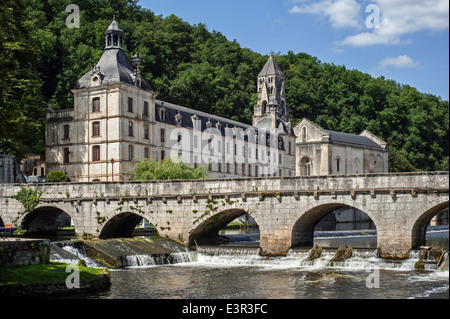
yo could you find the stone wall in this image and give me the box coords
[0,239,50,268]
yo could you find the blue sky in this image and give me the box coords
[139,0,449,101]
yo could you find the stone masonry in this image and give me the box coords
[0,172,448,258]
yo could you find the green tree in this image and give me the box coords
[130,158,208,181]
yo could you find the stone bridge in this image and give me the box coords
[0,172,448,258]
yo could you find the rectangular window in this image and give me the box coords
[128,121,134,137]
[289,141,292,155]
[161,150,165,161]
[64,125,70,140]
[92,122,100,137]
[63,148,70,164]
[92,146,100,162]
[160,128,165,143]
[143,101,149,116]
[128,145,134,161]
[194,135,198,148]
[144,125,149,139]
[144,147,149,159]
[128,97,133,113]
[227,163,230,174]
[242,163,245,176]
[255,165,258,177]
[248,164,252,177]
[92,97,100,112]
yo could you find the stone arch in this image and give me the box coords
[99,212,158,239]
[410,200,449,249]
[299,156,312,176]
[21,205,75,236]
[188,208,260,246]
[291,202,377,248]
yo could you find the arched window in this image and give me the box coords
[262,101,267,114]
[300,157,312,176]
[302,127,307,143]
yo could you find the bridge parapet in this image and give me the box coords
[1,172,448,203]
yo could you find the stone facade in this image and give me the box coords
[294,118,388,176]
[44,19,386,182]
[45,20,296,182]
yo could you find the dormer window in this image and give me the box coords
[175,112,182,125]
[159,107,166,121]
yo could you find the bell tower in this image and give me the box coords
[253,53,289,128]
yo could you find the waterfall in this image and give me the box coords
[195,246,440,271]
[121,252,194,268]
[50,242,102,268]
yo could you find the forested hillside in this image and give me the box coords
[1,0,448,172]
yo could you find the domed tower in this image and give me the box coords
[45,18,157,182]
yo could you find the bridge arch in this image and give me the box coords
[411,200,449,249]
[291,202,377,248]
[21,205,75,236]
[188,208,260,246]
[99,212,158,239]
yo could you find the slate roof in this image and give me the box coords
[324,130,382,148]
[155,100,286,150]
[258,54,285,78]
[73,48,154,92]
[105,19,123,34]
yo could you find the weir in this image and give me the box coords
[50,238,447,272]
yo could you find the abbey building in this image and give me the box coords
[45,19,388,182]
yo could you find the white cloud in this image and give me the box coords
[341,0,449,47]
[289,0,449,47]
[289,0,361,29]
[378,55,420,69]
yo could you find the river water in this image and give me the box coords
[51,225,449,300]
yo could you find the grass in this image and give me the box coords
[0,262,104,286]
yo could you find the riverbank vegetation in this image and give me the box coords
[1,0,448,172]
[0,262,104,285]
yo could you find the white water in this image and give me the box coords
[194,246,442,272]
[50,243,101,268]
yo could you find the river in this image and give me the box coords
[51,225,449,300]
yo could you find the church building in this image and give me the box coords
[45,19,387,182]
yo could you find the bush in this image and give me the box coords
[130,158,208,181]
[46,171,67,183]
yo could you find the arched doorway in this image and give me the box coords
[189,209,259,246]
[299,157,312,176]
